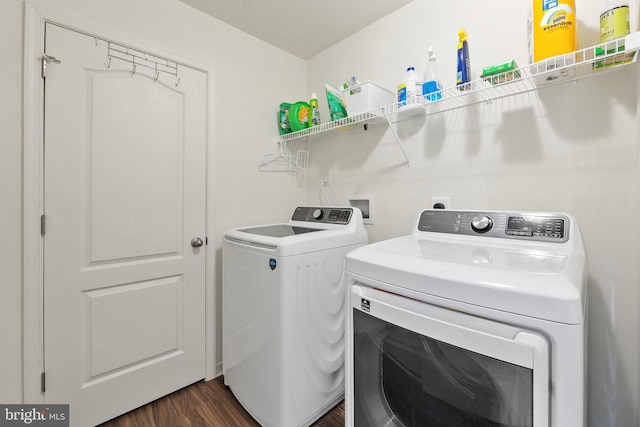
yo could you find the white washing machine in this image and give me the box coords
[344,209,587,427]
[223,206,368,427]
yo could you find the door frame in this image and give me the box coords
[23,3,217,403]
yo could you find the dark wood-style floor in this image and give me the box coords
[98,376,345,427]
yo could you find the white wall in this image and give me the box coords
[0,0,307,403]
[307,1,639,426]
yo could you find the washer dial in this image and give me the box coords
[471,215,493,233]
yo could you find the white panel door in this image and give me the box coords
[42,23,207,427]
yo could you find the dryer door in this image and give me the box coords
[346,284,550,427]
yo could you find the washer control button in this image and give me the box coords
[471,215,493,233]
[313,209,323,220]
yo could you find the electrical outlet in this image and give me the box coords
[322,173,331,186]
[431,196,451,209]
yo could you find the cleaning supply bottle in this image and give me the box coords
[599,0,632,66]
[601,0,630,42]
[456,29,471,90]
[398,67,421,108]
[422,47,443,101]
[309,93,321,127]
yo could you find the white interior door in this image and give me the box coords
[42,23,207,426]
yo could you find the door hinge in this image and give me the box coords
[41,214,46,236]
[41,372,46,393]
[41,54,61,79]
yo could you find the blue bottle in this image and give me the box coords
[422,47,442,101]
[456,29,470,90]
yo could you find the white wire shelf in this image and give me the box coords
[266,33,640,179]
[278,34,640,144]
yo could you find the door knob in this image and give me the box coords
[191,237,204,248]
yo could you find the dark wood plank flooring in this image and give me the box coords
[98,376,345,427]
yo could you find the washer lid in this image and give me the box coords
[238,224,323,238]
[223,206,369,256]
[345,233,586,324]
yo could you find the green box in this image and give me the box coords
[481,60,521,85]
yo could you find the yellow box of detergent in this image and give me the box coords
[528,0,577,63]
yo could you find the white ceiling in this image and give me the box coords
[179,0,413,59]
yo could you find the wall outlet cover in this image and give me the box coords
[347,194,374,225]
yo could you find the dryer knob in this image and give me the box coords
[471,215,493,233]
[313,209,323,220]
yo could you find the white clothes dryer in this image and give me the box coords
[223,206,368,427]
[344,209,587,427]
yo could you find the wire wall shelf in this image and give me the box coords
[268,33,640,176]
[280,34,639,143]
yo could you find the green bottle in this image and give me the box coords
[310,93,321,127]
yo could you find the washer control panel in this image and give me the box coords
[291,206,353,224]
[417,210,569,243]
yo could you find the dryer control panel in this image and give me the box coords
[292,206,353,224]
[417,210,569,243]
